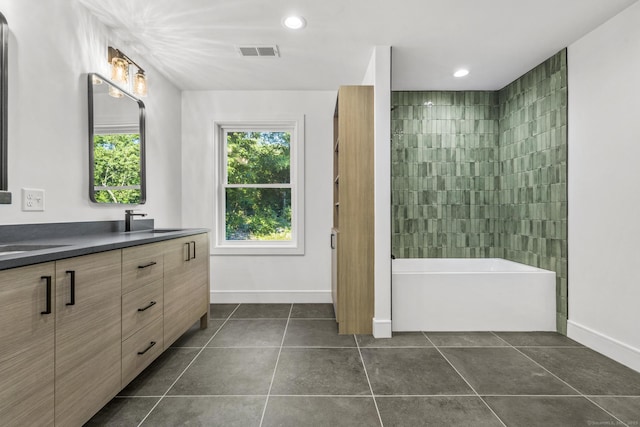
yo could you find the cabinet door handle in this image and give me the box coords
[137,301,157,312]
[190,241,196,259]
[137,341,156,355]
[65,270,75,306]
[138,261,157,269]
[41,276,52,315]
[330,233,335,249]
[184,242,191,261]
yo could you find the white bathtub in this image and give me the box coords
[392,258,556,332]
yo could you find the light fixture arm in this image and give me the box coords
[108,46,145,74]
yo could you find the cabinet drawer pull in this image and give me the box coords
[41,276,52,315]
[184,242,191,261]
[65,270,76,306]
[184,241,197,261]
[138,261,157,269]
[137,301,157,312]
[137,341,156,355]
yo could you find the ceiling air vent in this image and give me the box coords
[237,45,280,57]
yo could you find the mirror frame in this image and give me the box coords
[0,12,9,204]
[87,72,146,204]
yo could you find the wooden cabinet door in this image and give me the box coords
[0,263,55,427]
[163,233,209,348]
[54,250,122,427]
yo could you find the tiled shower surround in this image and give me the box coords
[391,50,568,332]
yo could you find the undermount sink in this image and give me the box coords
[0,244,67,256]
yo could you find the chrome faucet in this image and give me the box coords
[125,209,147,232]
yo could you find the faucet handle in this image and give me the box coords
[125,209,147,216]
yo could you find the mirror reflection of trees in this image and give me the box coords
[93,133,141,204]
[225,131,292,241]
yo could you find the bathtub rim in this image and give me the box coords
[392,257,555,275]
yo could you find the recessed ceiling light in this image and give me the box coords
[283,15,306,30]
[454,69,470,78]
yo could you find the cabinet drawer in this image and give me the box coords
[122,279,163,340]
[122,317,163,387]
[122,243,164,294]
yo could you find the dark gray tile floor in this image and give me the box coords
[87,303,640,427]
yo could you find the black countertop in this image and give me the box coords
[0,220,208,271]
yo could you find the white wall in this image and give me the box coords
[363,46,393,338]
[567,1,640,372]
[0,0,182,227]
[181,90,336,302]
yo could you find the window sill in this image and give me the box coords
[211,243,304,256]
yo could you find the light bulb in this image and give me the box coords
[111,56,129,86]
[133,70,147,97]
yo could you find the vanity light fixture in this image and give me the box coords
[108,46,148,98]
[283,15,306,30]
[453,69,470,78]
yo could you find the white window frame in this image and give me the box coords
[212,117,305,255]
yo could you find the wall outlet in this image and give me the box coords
[22,188,45,211]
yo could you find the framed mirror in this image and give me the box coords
[88,72,146,204]
[0,12,9,204]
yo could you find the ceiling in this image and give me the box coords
[78,0,638,91]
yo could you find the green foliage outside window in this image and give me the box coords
[225,131,292,241]
[93,134,141,204]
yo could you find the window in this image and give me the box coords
[93,124,142,204]
[213,118,304,254]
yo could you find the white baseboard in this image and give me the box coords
[211,290,332,304]
[568,320,640,373]
[372,318,392,338]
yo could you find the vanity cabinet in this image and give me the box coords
[0,263,55,427]
[54,251,122,427]
[163,234,209,349]
[332,85,375,334]
[0,231,210,426]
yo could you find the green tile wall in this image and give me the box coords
[391,49,568,333]
[391,91,500,258]
[498,50,568,333]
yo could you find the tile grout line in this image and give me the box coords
[258,304,294,427]
[168,344,588,350]
[355,335,384,427]
[136,303,241,427]
[422,332,508,427]
[128,392,636,398]
[487,332,630,427]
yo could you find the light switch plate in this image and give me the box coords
[22,188,45,211]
